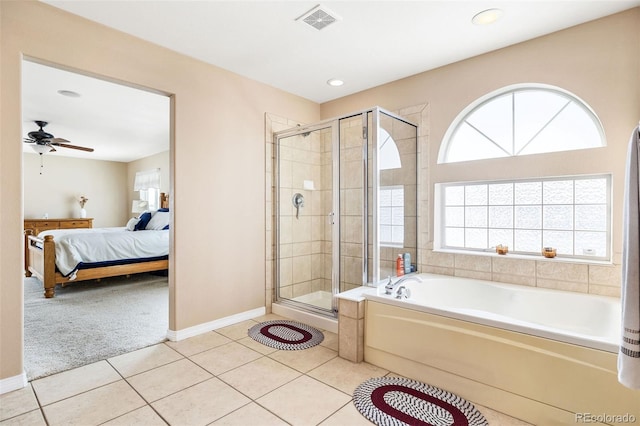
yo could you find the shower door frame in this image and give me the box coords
[274,120,340,317]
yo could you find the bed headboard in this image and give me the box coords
[160,192,169,209]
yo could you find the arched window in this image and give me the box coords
[438,84,605,164]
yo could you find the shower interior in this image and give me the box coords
[274,107,418,317]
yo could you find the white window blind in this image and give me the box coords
[134,168,161,190]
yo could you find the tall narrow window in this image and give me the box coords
[380,186,404,246]
[438,84,605,163]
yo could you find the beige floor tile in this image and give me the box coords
[102,406,167,425]
[257,376,351,426]
[215,320,259,341]
[31,360,121,406]
[151,377,250,426]
[268,344,337,373]
[476,404,533,425]
[190,342,262,375]
[127,358,213,402]
[0,384,39,421]
[319,330,338,351]
[319,402,374,425]
[307,357,388,395]
[218,356,300,399]
[0,409,46,426]
[252,313,288,323]
[108,343,183,377]
[164,331,231,357]
[236,336,279,355]
[42,380,146,426]
[211,402,288,425]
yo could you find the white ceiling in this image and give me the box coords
[25,0,640,162]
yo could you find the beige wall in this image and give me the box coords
[127,150,170,217]
[322,9,640,294]
[23,153,128,227]
[0,1,319,382]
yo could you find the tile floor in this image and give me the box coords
[1,313,531,425]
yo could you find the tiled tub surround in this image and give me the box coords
[337,275,637,425]
[422,249,622,297]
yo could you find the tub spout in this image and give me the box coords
[384,275,422,295]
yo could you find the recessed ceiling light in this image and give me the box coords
[57,89,81,98]
[472,8,503,26]
[327,79,344,87]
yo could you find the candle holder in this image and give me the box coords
[542,247,557,258]
[496,244,509,255]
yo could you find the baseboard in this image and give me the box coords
[166,306,266,341]
[0,371,28,395]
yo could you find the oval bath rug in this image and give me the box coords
[353,376,488,426]
[248,320,324,350]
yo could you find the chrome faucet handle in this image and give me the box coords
[395,286,411,299]
[384,276,394,294]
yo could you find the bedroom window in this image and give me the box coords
[436,175,611,260]
[380,186,404,246]
[438,84,606,163]
[134,168,161,211]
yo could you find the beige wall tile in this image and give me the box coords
[588,264,622,287]
[536,262,588,283]
[454,253,491,272]
[454,269,492,281]
[424,250,454,268]
[491,257,536,276]
[588,284,621,297]
[536,279,588,293]
[338,315,358,362]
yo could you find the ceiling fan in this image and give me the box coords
[23,120,94,154]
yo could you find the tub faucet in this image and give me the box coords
[384,275,422,295]
[395,286,411,299]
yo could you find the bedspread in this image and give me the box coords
[37,227,169,278]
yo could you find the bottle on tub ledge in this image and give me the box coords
[403,252,411,274]
[396,254,404,277]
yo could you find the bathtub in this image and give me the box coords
[361,273,639,425]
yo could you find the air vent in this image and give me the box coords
[297,4,341,31]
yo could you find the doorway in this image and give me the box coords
[21,59,172,379]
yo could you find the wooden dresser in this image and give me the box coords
[24,218,93,236]
[24,218,93,276]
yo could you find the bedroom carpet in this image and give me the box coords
[24,273,168,380]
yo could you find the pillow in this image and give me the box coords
[158,208,169,212]
[134,211,153,231]
[125,217,140,231]
[145,211,170,230]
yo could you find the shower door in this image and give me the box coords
[275,121,339,316]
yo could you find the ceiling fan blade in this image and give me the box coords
[55,143,94,152]
[50,137,70,144]
[23,138,35,143]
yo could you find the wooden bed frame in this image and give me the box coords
[25,193,170,298]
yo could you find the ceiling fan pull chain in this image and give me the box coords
[39,153,44,175]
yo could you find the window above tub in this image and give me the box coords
[438,84,606,164]
[434,175,612,261]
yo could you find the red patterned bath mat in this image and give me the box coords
[353,377,488,426]
[247,320,324,350]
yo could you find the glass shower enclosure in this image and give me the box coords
[274,107,417,317]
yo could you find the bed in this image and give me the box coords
[25,193,170,298]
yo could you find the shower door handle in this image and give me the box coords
[328,212,335,225]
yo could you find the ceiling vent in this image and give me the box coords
[297,4,341,31]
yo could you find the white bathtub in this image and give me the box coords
[361,273,639,424]
[366,273,621,352]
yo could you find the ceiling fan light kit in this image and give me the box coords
[23,120,95,174]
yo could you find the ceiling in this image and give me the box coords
[24,0,639,162]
